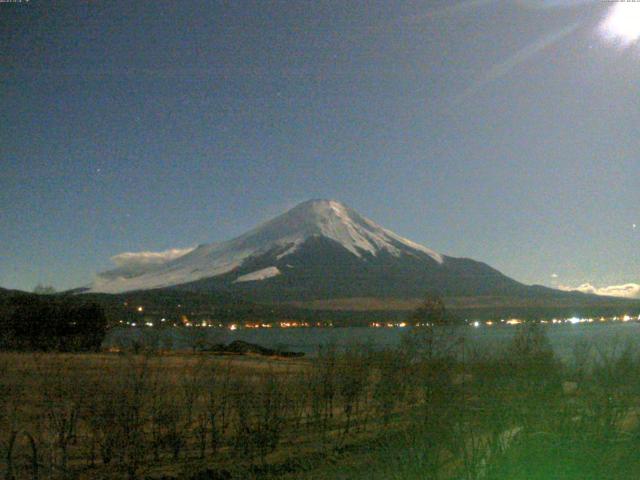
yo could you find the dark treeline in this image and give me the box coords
[2,285,639,329]
[0,293,107,351]
[72,288,640,327]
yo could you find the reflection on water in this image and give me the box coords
[104,322,640,360]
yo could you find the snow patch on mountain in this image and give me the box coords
[88,199,444,293]
[234,266,281,283]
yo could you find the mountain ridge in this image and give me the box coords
[86,200,632,310]
[90,199,447,294]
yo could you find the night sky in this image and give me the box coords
[1,0,639,295]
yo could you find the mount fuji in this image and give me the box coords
[89,199,544,304]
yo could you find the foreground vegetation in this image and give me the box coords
[2,323,640,479]
[0,294,107,352]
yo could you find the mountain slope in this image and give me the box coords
[87,200,581,305]
[176,234,533,302]
[91,199,447,294]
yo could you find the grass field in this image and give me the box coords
[3,325,640,479]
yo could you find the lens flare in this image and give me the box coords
[600,3,640,46]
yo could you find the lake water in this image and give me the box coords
[104,322,640,361]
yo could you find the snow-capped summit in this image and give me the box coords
[89,199,444,294]
[89,199,527,300]
[223,199,444,263]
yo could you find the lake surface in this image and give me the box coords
[104,322,640,361]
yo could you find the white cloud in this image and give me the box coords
[111,247,195,268]
[559,283,640,299]
[95,247,196,281]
